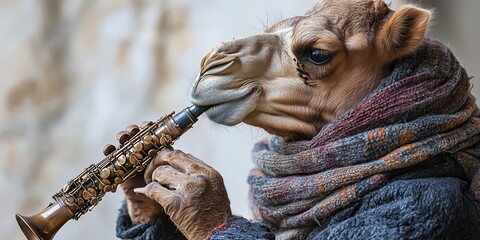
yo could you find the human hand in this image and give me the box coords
[135,149,232,240]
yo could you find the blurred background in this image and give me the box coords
[1,0,478,239]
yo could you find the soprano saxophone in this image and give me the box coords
[15,105,208,240]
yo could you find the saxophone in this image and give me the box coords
[15,105,208,240]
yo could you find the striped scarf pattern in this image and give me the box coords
[248,39,480,239]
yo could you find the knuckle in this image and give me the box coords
[201,167,217,177]
[156,148,171,158]
[211,169,222,178]
[189,175,207,189]
[152,165,170,177]
[179,175,206,192]
[151,167,162,178]
[194,175,207,186]
[189,163,203,172]
[171,149,186,158]
[183,184,205,198]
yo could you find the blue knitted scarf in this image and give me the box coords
[248,39,480,239]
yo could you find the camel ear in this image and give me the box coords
[376,5,431,62]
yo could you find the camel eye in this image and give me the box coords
[307,49,332,65]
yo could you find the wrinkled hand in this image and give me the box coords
[104,123,164,225]
[135,149,232,240]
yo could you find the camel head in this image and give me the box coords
[191,0,431,140]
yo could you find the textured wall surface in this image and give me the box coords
[405,0,480,99]
[1,1,318,239]
[1,1,477,239]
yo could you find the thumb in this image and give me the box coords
[134,182,175,207]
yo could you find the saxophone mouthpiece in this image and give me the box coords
[188,105,209,118]
[172,105,209,130]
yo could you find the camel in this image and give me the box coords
[191,0,430,141]
[118,0,480,239]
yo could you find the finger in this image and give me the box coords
[103,144,116,156]
[163,150,210,174]
[151,165,192,190]
[150,165,208,200]
[145,149,210,183]
[144,150,169,183]
[134,182,175,207]
[144,148,176,183]
[182,153,212,169]
[152,148,173,165]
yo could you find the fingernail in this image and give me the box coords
[134,187,146,195]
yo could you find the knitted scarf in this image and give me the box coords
[248,39,480,239]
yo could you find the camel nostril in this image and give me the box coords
[200,59,237,77]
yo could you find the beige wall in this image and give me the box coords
[403,0,480,101]
[1,1,477,239]
[1,1,318,239]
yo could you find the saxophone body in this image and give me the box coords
[16,105,208,240]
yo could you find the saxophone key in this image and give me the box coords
[97,179,111,189]
[135,152,143,160]
[65,197,76,207]
[88,188,96,194]
[117,155,127,165]
[143,142,154,152]
[113,169,125,177]
[90,197,99,206]
[140,121,153,129]
[82,188,97,200]
[82,190,92,200]
[116,131,131,145]
[113,161,122,169]
[62,182,72,193]
[99,168,111,179]
[103,185,113,192]
[148,149,158,158]
[133,142,143,153]
[125,153,132,165]
[126,124,140,136]
[159,136,167,145]
[114,177,123,185]
[159,134,173,145]
[143,135,152,144]
[128,155,138,165]
[103,144,116,156]
[164,134,173,142]
[102,179,111,185]
[151,135,160,145]
[129,153,144,165]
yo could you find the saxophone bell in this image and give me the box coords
[16,201,72,240]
